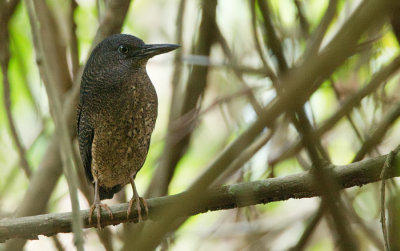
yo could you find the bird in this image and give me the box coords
[77,34,179,228]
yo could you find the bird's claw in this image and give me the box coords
[89,202,113,229]
[127,197,148,222]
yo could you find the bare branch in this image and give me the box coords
[353,102,400,162]
[1,152,399,242]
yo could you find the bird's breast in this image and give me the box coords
[91,85,158,188]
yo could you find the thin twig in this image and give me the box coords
[213,129,274,186]
[289,205,324,251]
[0,54,32,178]
[213,21,264,116]
[330,79,364,143]
[353,102,400,162]
[68,0,79,77]
[257,0,288,72]
[380,147,400,251]
[269,55,400,166]
[248,0,277,80]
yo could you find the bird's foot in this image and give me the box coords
[88,202,113,229]
[127,197,148,222]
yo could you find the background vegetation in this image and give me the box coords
[1,0,400,250]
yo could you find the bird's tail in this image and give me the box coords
[99,184,122,200]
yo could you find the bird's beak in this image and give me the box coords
[140,44,180,58]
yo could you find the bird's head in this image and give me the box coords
[83,34,179,83]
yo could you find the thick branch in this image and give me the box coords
[1,153,399,242]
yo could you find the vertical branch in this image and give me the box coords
[24,0,84,249]
[379,148,399,251]
[390,4,400,44]
[388,185,400,251]
[0,39,32,179]
[257,0,288,72]
[146,0,187,198]
[1,62,32,179]
[0,1,31,178]
[295,111,358,250]
[293,0,309,38]
[147,0,218,197]
[68,0,79,78]
[168,0,186,121]
[92,0,131,46]
[248,0,277,81]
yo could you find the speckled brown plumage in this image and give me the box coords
[77,34,179,227]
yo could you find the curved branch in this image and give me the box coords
[1,152,399,242]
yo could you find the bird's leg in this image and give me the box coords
[127,177,148,222]
[88,179,113,228]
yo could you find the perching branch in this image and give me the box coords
[1,152,399,242]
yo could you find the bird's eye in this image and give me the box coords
[118,45,129,54]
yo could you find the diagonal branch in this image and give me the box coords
[352,102,400,162]
[269,55,400,166]
[0,152,399,242]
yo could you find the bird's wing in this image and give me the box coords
[77,102,94,183]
